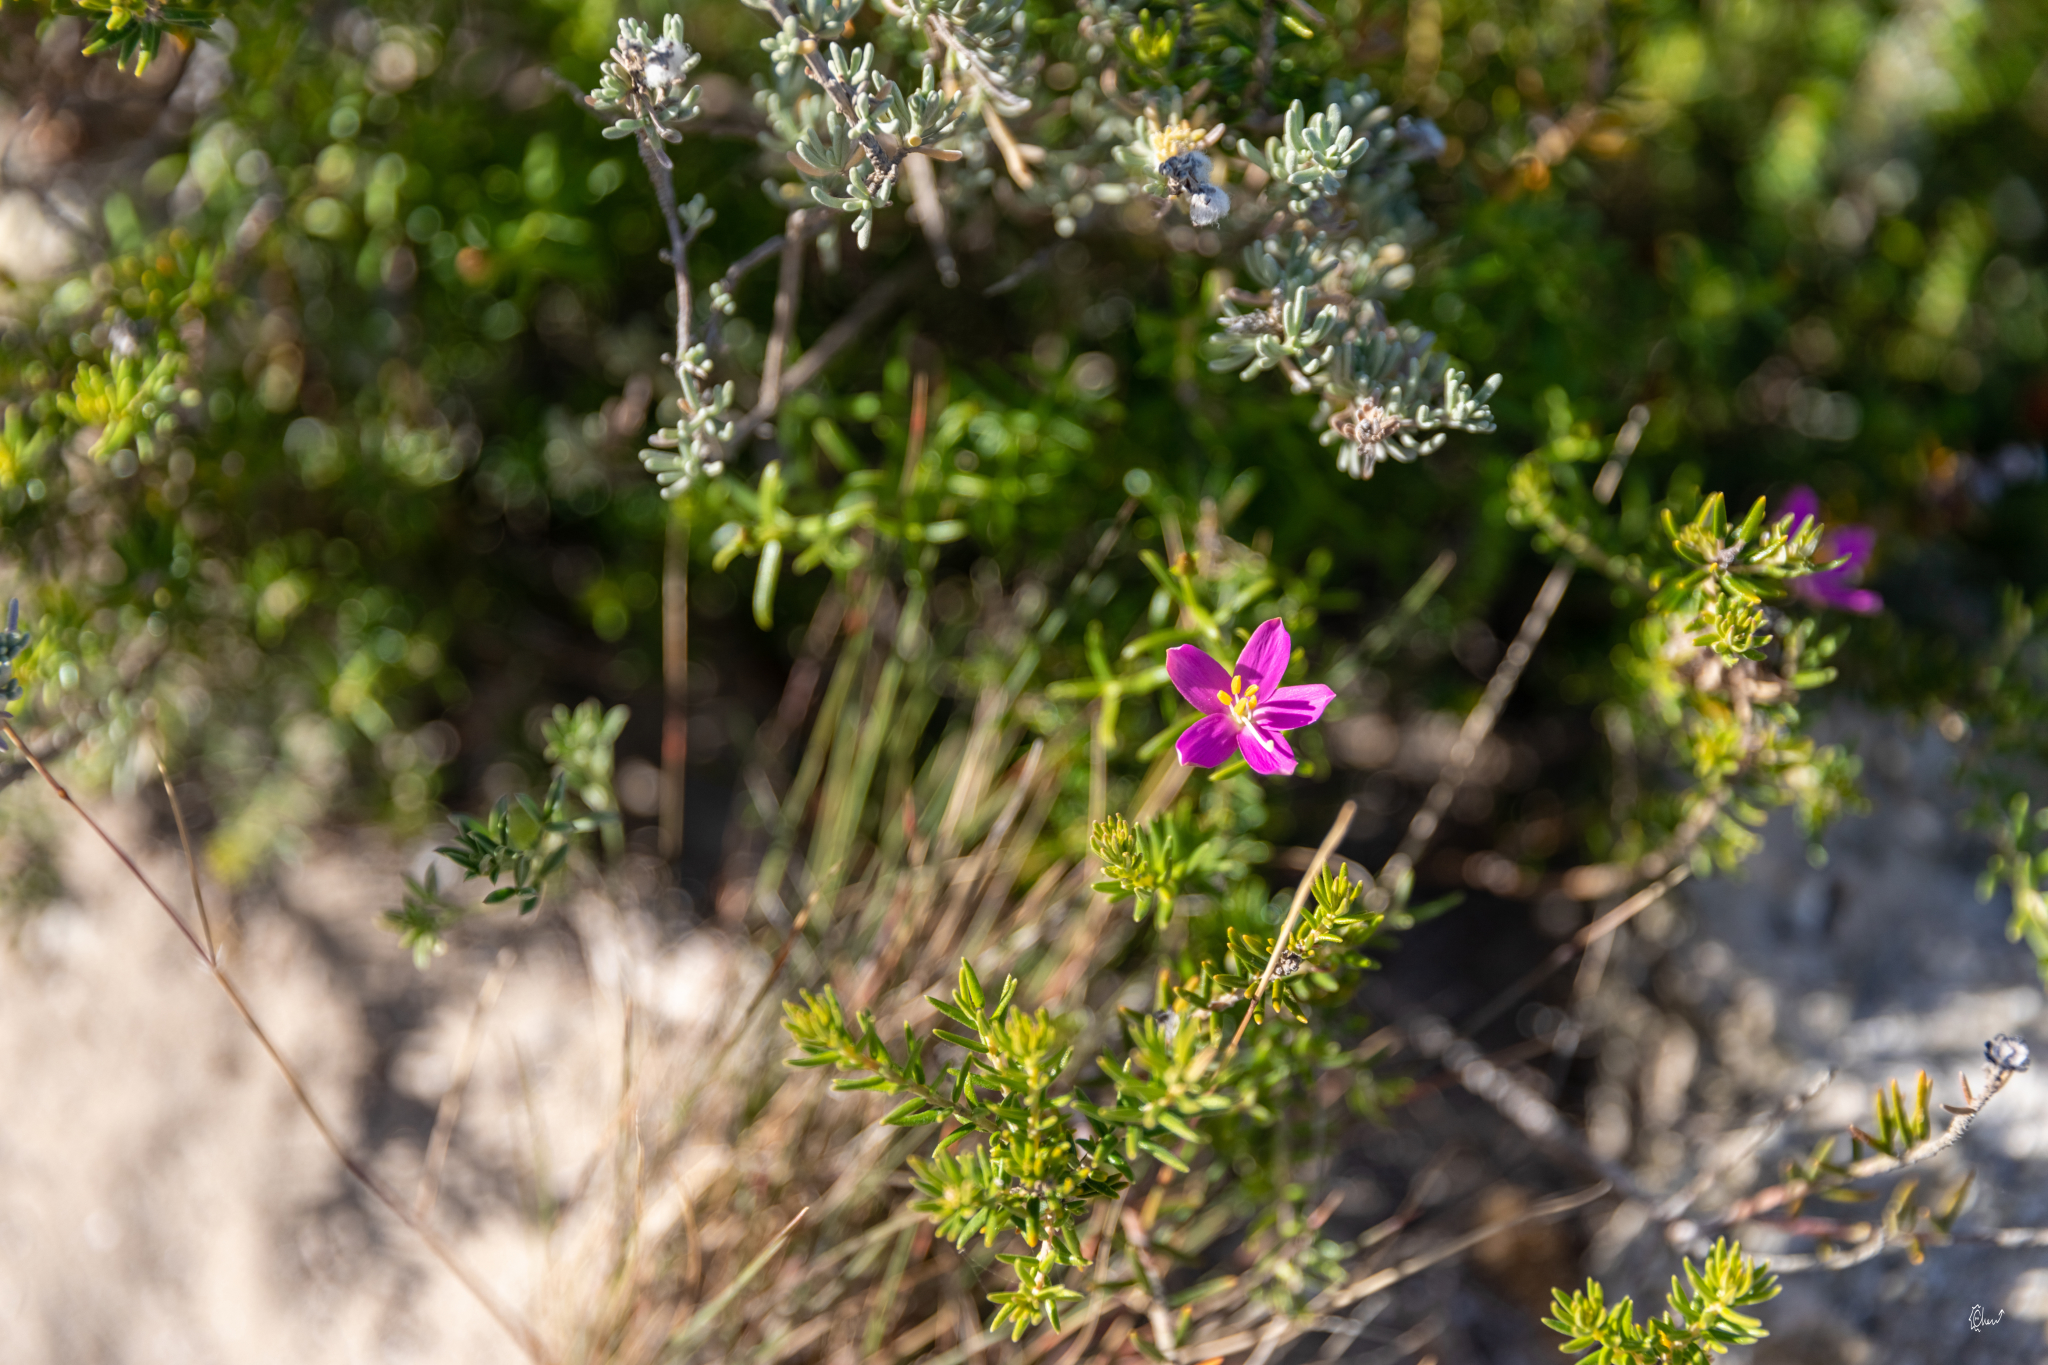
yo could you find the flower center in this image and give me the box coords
[1213,673,1260,727]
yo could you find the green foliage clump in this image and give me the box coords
[383,700,622,966]
[787,857,1387,1336]
[1545,1239,1780,1365]
[15,0,224,73]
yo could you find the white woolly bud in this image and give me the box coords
[645,36,688,89]
[1189,182,1230,227]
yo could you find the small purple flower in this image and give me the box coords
[1167,618,1334,777]
[1782,486,1882,615]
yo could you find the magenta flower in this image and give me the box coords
[1167,618,1334,776]
[1782,486,1882,615]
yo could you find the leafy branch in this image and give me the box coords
[787,815,1387,1338]
[1545,1239,1779,1365]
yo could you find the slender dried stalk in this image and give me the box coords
[1228,800,1357,1052]
[759,209,808,412]
[627,119,706,868]
[156,758,215,963]
[1376,406,1650,902]
[1461,861,1693,1036]
[661,505,690,861]
[417,947,517,1218]
[904,153,958,287]
[725,266,922,453]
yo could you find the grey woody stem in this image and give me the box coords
[660,503,690,861]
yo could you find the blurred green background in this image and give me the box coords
[3,0,2045,896]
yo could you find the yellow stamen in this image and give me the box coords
[1220,673,1261,726]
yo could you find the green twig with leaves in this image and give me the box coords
[1545,1239,1779,1365]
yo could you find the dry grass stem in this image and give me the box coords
[1229,799,1357,1052]
[417,946,518,1218]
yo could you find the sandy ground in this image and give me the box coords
[0,795,743,1365]
[2,711,2046,1363]
[1675,715,2048,1362]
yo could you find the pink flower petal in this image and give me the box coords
[1232,618,1292,694]
[1838,587,1884,614]
[1823,524,1875,571]
[1237,722,1298,776]
[1166,644,1233,714]
[1176,714,1240,768]
[1257,683,1334,732]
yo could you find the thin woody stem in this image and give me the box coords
[635,132,696,382]
[660,504,690,861]
[753,0,903,179]
[1461,861,1693,1037]
[1699,1056,2026,1237]
[0,721,556,1365]
[759,209,808,412]
[724,265,922,453]
[633,127,700,865]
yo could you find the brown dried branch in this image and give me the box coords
[1376,404,1649,903]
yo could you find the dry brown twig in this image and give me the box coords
[1227,799,1357,1052]
[1374,403,1649,905]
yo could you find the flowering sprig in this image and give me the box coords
[1205,88,1497,481]
[586,16,741,497]
[1236,99,1371,211]
[1507,407,1864,878]
[1654,492,1841,662]
[748,0,968,248]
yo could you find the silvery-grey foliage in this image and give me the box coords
[593,6,1491,496]
[1212,88,1499,479]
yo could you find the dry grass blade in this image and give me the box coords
[1229,800,1357,1053]
[417,947,517,1218]
[157,756,216,963]
[666,1208,810,1358]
